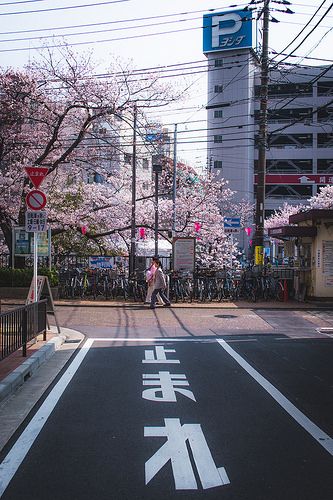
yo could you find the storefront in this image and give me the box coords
[268,210,333,299]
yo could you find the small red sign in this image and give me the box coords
[26,190,47,210]
[254,174,333,185]
[25,166,49,189]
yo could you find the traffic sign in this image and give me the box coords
[25,166,48,189]
[25,210,48,232]
[224,217,241,234]
[26,189,47,210]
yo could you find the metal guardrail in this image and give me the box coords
[0,300,47,361]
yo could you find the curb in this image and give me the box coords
[53,299,333,310]
[2,300,333,310]
[0,333,66,404]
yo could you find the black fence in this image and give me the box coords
[0,300,47,361]
[0,254,172,272]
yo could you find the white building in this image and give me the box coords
[204,9,333,220]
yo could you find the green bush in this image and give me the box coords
[0,267,59,287]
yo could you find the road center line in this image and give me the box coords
[216,339,333,457]
[0,338,94,498]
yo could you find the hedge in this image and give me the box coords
[0,267,59,287]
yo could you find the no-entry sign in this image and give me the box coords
[26,189,47,210]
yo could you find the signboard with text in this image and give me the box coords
[13,228,49,256]
[88,256,114,269]
[224,216,241,234]
[254,174,333,185]
[203,10,252,53]
[25,210,48,232]
[173,237,196,273]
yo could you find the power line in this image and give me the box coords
[272,1,333,66]
[0,6,230,35]
[2,0,46,5]
[271,0,328,62]
[0,0,130,17]
[0,24,210,53]
[0,16,207,44]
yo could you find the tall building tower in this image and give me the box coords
[203,9,333,251]
[203,9,257,206]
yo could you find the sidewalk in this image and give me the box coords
[0,325,84,404]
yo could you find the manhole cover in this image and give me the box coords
[214,314,236,319]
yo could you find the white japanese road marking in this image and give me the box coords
[145,418,230,490]
[142,345,180,364]
[217,339,333,456]
[0,338,94,498]
[142,372,196,402]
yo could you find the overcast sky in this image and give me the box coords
[1,0,332,168]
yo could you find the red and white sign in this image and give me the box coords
[26,190,47,210]
[254,174,333,185]
[24,166,48,189]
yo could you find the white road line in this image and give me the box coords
[217,339,333,457]
[90,337,257,342]
[92,337,214,342]
[0,338,94,498]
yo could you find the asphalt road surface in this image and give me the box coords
[0,307,333,499]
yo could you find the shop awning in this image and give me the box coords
[289,209,333,223]
[268,226,317,240]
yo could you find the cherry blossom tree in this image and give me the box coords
[265,202,304,230]
[264,185,333,236]
[0,47,177,260]
[47,158,249,267]
[308,185,333,209]
[0,47,253,267]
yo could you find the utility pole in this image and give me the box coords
[172,124,177,236]
[152,157,162,257]
[130,103,137,276]
[254,0,270,266]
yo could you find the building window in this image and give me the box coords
[214,85,223,93]
[214,135,223,143]
[214,160,222,169]
[142,158,149,170]
[214,59,223,67]
[214,110,223,118]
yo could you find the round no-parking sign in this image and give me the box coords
[26,189,47,210]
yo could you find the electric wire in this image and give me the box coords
[2,0,46,5]
[0,0,130,17]
[270,0,328,62]
[271,1,333,67]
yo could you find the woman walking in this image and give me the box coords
[145,259,157,304]
[150,259,171,309]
